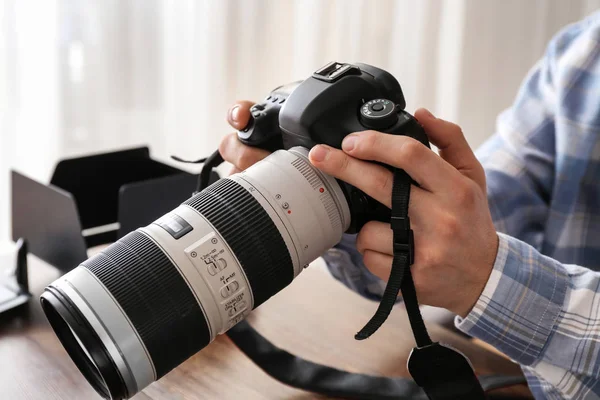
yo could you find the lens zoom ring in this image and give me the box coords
[184,178,293,307]
[82,231,210,379]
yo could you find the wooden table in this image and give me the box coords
[0,254,532,400]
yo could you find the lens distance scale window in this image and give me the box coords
[184,232,251,333]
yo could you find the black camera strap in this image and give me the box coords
[355,169,426,343]
[353,168,488,399]
[228,319,526,400]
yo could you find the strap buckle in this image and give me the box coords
[391,216,414,265]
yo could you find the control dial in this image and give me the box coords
[359,98,398,130]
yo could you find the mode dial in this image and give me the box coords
[359,99,398,130]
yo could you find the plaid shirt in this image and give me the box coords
[323,12,600,399]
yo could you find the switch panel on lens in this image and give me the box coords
[184,232,251,334]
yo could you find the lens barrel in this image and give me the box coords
[41,147,350,399]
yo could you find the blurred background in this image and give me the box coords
[1,0,599,242]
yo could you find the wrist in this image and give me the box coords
[455,231,499,318]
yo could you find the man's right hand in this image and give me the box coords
[220,101,271,175]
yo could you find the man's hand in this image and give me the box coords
[220,101,271,174]
[308,109,498,318]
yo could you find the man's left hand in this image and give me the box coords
[308,108,498,318]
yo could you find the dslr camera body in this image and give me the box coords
[41,62,432,399]
[240,61,429,233]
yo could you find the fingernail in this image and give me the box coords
[421,108,435,119]
[229,105,241,123]
[310,145,330,162]
[342,135,357,152]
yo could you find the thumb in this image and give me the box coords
[414,108,485,189]
[227,100,255,130]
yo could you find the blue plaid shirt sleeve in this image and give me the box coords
[455,15,600,398]
[322,233,389,302]
[323,12,600,399]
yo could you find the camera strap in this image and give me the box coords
[227,320,526,399]
[355,168,423,342]
[353,168,488,399]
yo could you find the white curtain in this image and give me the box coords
[1,0,599,242]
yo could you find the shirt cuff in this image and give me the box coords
[322,234,388,302]
[455,232,568,366]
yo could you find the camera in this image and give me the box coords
[41,62,429,399]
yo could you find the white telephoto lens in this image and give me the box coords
[41,146,350,399]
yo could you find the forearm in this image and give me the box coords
[456,233,600,395]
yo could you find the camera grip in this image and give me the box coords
[237,114,284,152]
[237,82,302,152]
[385,110,430,149]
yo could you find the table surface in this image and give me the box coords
[0,253,533,400]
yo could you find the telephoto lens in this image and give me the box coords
[41,147,350,399]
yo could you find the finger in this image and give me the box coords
[355,191,437,256]
[362,250,393,281]
[219,132,270,170]
[309,145,431,208]
[340,130,460,193]
[227,100,255,130]
[356,221,392,255]
[414,108,485,189]
[229,166,241,175]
